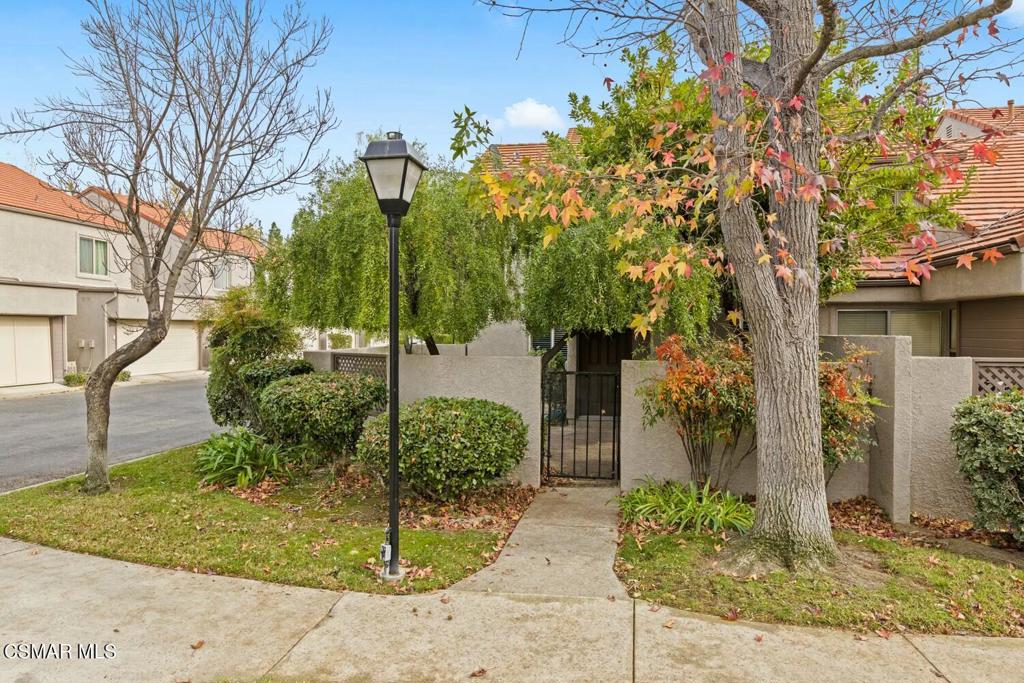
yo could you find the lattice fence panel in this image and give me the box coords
[974,360,1024,395]
[332,352,386,380]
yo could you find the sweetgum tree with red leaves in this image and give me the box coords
[465,0,1021,568]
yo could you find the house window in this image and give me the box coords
[836,309,943,356]
[79,236,109,276]
[213,264,231,290]
[836,311,887,336]
[890,310,942,357]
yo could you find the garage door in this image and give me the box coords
[118,320,199,376]
[0,316,53,387]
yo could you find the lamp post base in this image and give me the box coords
[380,566,405,582]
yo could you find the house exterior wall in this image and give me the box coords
[66,291,115,373]
[909,356,975,518]
[0,208,134,291]
[922,253,1024,302]
[395,355,542,488]
[466,321,530,356]
[958,296,1024,357]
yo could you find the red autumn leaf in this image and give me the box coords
[722,607,741,621]
[982,247,1005,265]
[603,76,615,91]
[988,20,1000,38]
[943,165,965,184]
[797,179,823,202]
[775,264,794,284]
[788,95,804,111]
[470,667,488,678]
[956,253,976,270]
[971,140,1000,165]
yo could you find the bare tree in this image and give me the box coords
[484,0,1019,567]
[3,0,335,493]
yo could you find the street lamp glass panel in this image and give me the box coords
[365,157,408,203]
[400,161,422,204]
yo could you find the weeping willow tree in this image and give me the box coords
[283,156,517,352]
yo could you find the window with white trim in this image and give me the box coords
[78,236,109,276]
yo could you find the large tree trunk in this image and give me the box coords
[705,0,837,567]
[81,323,165,494]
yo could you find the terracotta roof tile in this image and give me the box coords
[82,186,264,258]
[483,127,580,172]
[942,105,1024,136]
[0,162,120,230]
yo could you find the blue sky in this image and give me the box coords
[1,0,1023,232]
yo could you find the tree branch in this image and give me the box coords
[819,0,1012,75]
[790,0,838,96]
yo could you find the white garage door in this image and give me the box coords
[119,320,199,376]
[0,316,53,387]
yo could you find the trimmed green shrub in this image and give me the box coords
[204,288,299,428]
[195,427,288,487]
[952,389,1024,541]
[63,372,88,387]
[259,372,386,455]
[238,357,314,395]
[354,397,528,501]
[619,479,754,534]
[64,370,131,387]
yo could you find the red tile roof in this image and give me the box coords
[81,187,264,258]
[484,128,581,171]
[860,131,1024,281]
[0,162,121,230]
[942,104,1024,136]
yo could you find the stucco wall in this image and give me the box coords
[466,321,531,356]
[922,253,1024,303]
[619,359,867,502]
[909,357,975,518]
[822,334,913,522]
[396,355,542,488]
[67,291,113,373]
[0,283,78,317]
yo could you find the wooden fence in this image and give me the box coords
[973,358,1024,394]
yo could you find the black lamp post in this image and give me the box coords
[360,131,427,581]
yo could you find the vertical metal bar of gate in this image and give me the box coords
[541,369,621,481]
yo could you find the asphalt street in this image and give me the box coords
[0,379,216,492]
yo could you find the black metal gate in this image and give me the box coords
[542,370,620,480]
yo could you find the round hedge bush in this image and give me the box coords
[952,389,1024,542]
[238,357,314,395]
[259,372,386,455]
[354,396,528,501]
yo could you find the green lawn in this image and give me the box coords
[0,446,511,594]
[618,530,1024,636]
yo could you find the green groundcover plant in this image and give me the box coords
[619,479,755,534]
[195,427,290,488]
[355,396,528,501]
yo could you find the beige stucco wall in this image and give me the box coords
[822,334,913,523]
[619,359,868,502]
[909,357,975,518]
[0,283,77,316]
[465,321,531,356]
[922,253,1024,302]
[0,208,134,291]
[396,355,542,488]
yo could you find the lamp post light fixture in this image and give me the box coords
[360,131,427,581]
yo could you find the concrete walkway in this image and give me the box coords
[2,487,1022,682]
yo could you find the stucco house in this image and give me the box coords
[821,102,1024,365]
[0,162,260,387]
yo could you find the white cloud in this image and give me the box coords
[1006,0,1024,25]
[489,98,565,133]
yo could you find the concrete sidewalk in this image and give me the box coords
[2,488,1022,682]
[0,370,209,401]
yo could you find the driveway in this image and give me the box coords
[0,378,216,492]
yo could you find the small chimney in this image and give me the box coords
[1009,99,1016,121]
